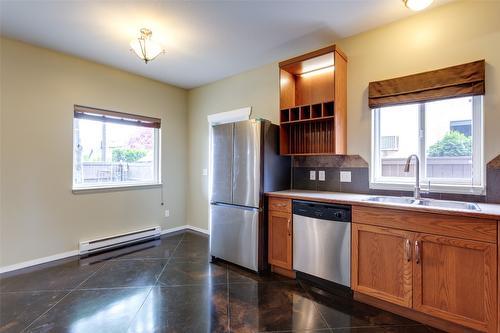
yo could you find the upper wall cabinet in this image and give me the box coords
[279,45,347,155]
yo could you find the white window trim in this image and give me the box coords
[370,96,484,195]
[72,124,162,191]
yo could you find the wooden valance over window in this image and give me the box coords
[368,60,485,109]
[74,105,161,128]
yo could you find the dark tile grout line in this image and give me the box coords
[19,232,187,332]
[2,285,159,294]
[257,323,429,332]
[154,231,185,284]
[2,231,202,331]
[330,324,427,330]
[156,281,228,288]
[329,324,430,331]
[67,285,157,291]
[124,231,186,332]
[257,328,333,333]
[297,280,333,332]
[0,288,75,294]
[108,257,175,261]
[7,233,427,333]
[21,260,109,332]
[296,280,429,332]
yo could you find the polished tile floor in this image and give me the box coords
[0,231,442,333]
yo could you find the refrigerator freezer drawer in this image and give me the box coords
[210,203,259,271]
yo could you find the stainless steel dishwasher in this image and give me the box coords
[293,200,352,287]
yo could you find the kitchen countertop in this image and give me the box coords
[266,189,500,220]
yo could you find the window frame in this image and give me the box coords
[72,117,162,192]
[370,96,484,195]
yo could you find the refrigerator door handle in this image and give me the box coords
[211,202,261,212]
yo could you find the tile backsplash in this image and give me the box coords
[292,155,370,194]
[292,154,500,204]
[487,155,500,204]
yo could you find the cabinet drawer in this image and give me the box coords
[268,197,292,213]
[352,205,497,243]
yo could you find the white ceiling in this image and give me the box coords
[0,1,450,89]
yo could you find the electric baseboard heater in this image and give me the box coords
[79,226,161,256]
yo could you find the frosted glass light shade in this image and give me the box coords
[130,29,164,64]
[403,0,433,11]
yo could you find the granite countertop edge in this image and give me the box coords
[266,190,500,220]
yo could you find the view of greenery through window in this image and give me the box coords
[428,131,472,157]
[374,96,480,185]
[73,118,158,188]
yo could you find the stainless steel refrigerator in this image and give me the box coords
[210,119,290,272]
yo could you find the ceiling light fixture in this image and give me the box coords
[130,28,165,64]
[402,0,433,11]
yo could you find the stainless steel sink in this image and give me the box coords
[416,199,481,211]
[365,196,417,205]
[364,196,481,211]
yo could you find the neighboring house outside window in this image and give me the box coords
[450,119,472,137]
[371,96,483,194]
[72,105,161,190]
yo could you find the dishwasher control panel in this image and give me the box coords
[292,200,351,223]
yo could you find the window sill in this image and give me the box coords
[72,183,162,194]
[369,181,485,196]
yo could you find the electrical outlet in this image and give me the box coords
[202,168,208,176]
[318,170,325,181]
[309,170,316,180]
[340,171,352,183]
[164,209,170,218]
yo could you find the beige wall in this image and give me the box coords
[187,1,500,229]
[337,0,500,164]
[0,38,189,268]
[186,63,279,229]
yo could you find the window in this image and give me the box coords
[371,96,483,193]
[73,106,161,190]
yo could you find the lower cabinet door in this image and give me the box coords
[352,223,414,308]
[268,210,292,270]
[413,233,497,333]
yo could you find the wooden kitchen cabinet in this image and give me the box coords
[268,209,293,270]
[278,45,347,155]
[352,205,498,333]
[352,223,414,308]
[413,233,497,333]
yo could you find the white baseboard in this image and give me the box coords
[160,225,188,235]
[1,225,210,274]
[0,249,79,274]
[185,225,210,235]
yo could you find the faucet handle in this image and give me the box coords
[421,180,431,195]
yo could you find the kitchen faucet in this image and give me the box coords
[404,154,421,200]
